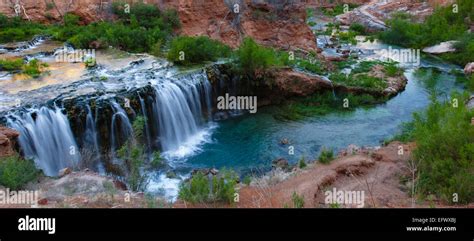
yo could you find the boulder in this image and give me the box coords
[0,126,19,157]
[467,95,474,111]
[272,158,289,170]
[464,62,474,75]
[58,167,72,178]
[422,41,458,54]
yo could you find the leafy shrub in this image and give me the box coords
[0,15,45,43]
[150,151,163,169]
[0,155,39,190]
[233,37,289,78]
[132,116,146,141]
[178,170,238,204]
[410,92,474,203]
[23,59,48,78]
[291,192,305,208]
[318,147,334,164]
[167,36,231,65]
[242,175,252,186]
[378,0,474,66]
[117,143,148,191]
[0,58,24,71]
[298,156,307,169]
[178,172,209,203]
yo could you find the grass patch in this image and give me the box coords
[274,92,385,121]
[330,72,388,90]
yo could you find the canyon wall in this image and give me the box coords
[0,0,316,51]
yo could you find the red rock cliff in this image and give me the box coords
[0,126,19,157]
[0,0,316,51]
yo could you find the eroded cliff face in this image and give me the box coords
[0,0,316,51]
[0,126,19,157]
[176,0,317,50]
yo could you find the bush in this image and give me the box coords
[150,151,163,169]
[378,0,474,66]
[318,147,334,164]
[298,156,307,169]
[291,192,305,208]
[0,58,24,71]
[23,59,48,78]
[178,170,238,204]
[0,155,39,190]
[132,116,146,141]
[410,92,474,203]
[0,15,45,43]
[167,36,231,65]
[233,37,287,77]
[117,143,148,191]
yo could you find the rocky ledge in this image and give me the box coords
[0,126,19,158]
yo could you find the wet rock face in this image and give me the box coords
[0,126,19,157]
[206,64,332,108]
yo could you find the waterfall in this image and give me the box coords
[6,106,80,176]
[110,100,134,154]
[84,104,99,152]
[151,72,213,158]
[138,92,152,153]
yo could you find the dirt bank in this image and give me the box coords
[236,142,473,208]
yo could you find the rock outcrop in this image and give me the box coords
[0,126,19,157]
[464,62,474,75]
[173,0,317,51]
[422,41,458,54]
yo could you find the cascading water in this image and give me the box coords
[151,72,213,159]
[110,100,134,155]
[138,93,152,153]
[83,104,99,153]
[6,106,80,176]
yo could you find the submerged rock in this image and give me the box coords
[271,158,289,170]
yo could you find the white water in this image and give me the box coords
[110,100,134,154]
[6,106,80,176]
[151,73,213,159]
